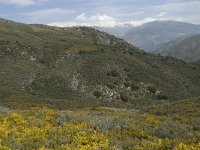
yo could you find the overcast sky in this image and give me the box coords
[0,0,200,27]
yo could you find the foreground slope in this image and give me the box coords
[0,97,200,149]
[160,34,200,62]
[1,18,200,105]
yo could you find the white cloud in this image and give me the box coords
[126,18,157,27]
[48,13,119,27]
[0,0,47,6]
[25,8,74,20]
[75,13,118,27]
[48,22,80,27]
[76,13,117,22]
[48,13,118,27]
[147,1,200,24]
[48,13,157,27]
[157,12,169,17]
[76,13,87,22]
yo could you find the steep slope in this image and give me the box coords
[1,18,200,105]
[122,21,200,52]
[160,34,200,62]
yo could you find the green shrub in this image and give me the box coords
[120,93,129,102]
[124,81,132,87]
[107,70,119,77]
[131,84,139,91]
[147,85,157,94]
[107,84,115,89]
[124,68,130,72]
[157,94,168,100]
[94,91,102,98]
[154,120,189,139]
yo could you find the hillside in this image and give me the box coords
[0,97,200,149]
[122,21,200,52]
[160,34,200,62]
[194,59,200,65]
[1,18,200,150]
[1,18,200,107]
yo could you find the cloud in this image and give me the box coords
[152,1,200,24]
[0,0,47,6]
[48,13,157,27]
[48,13,119,27]
[126,18,157,26]
[75,13,118,27]
[2,0,200,26]
[25,8,74,21]
[157,12,169,17]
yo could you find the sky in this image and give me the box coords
[0,0,200,27]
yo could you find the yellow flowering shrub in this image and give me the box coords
[174,142,200,150]
[142,114,160,128]
[0,139,10,150]
[0,144,11,150]
[0,108,109,150]
[0,105,199,150]
[129,138,173,150]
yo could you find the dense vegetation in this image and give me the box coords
[1,18,200,104]
[0,97,200,149]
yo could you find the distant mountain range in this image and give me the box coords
[159,34,200,62]
[123,21,200,52]
[94,24,133,38]
[98,20,200,62]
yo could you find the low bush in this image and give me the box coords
[107,70,119,77]
[157,94,168,100]
[94,91,102,98]
[147,85,157,94]
[120,93,129,102]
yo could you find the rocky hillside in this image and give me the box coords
[1,18,200,106]
[160,34,200,62]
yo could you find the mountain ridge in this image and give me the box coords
[97,20,200,52]
[122,21,200,52]
[159,34,200,62]
[1,18,200,106]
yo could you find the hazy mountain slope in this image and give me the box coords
[95,25,133,37]
[194,60,200,65]
[122,21,200,52]
[1,18,200,105]
[160,34,200,62]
